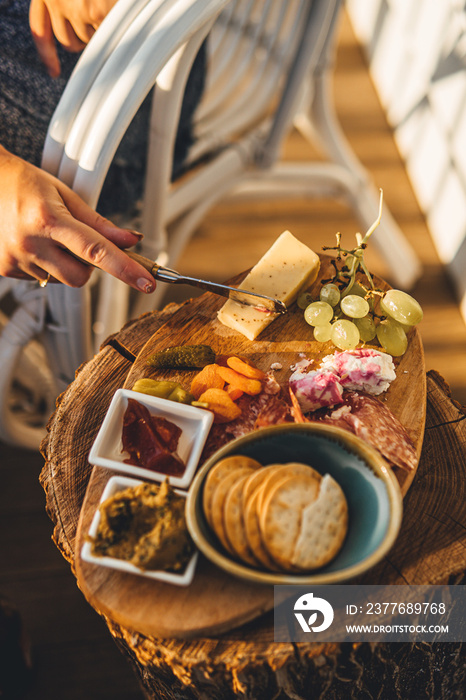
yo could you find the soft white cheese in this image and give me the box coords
[320,349,396,395]
[217,230,320,340]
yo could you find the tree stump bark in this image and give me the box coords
[40,304,466,699]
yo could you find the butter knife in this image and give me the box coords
[127,251,287,314]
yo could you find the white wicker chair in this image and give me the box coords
[0,0,421,447]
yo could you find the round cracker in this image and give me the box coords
[203,455,261,528]
[242,467,271,510]
[210,466,255,554]
[260,472,323,571]
[223,474,260,567]
[242,463,319,572]
[290,474,348,570]
[243,486,281,571]
[256,462,321,514]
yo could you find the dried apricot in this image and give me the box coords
[226,385,243,401]
[197,388,242,423]
[217,366,262,395]
[190,364,224,400]
[226,356,266,380]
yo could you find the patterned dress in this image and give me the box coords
[0,0,205,216]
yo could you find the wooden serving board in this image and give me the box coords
[75,257,426,639]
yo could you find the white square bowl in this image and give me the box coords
[88,388,214,489]
[81,475,198,586]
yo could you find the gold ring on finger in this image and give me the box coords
[39,273,51,288]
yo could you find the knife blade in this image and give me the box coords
[127,251,287,314]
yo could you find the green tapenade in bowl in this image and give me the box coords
[82,476,198,586]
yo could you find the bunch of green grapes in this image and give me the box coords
[298,286,423,356]
[299,191,424,355]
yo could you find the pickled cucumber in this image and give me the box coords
[146,344,215,369]
[131,378,194,405]
[167,386,195,404]
[131,378,179,399]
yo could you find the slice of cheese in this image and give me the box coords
[217,230,320,340]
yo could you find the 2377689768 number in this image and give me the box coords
[363,602,446,615]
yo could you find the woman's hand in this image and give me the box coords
[29,0,118,77]
[0,146,155,293]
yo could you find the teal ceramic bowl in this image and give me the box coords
[186,423,403,585]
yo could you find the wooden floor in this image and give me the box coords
[1,11,465,700]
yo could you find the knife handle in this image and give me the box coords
[126,250,161,277]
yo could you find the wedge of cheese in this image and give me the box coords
[217,230,320,340]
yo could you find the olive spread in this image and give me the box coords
[90,480,194,571]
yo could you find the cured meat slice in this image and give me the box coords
[201,391,291,460]
[254,395,293,429]
[309,391,417,472]
[201,380,417,473]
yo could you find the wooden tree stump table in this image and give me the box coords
[40,300,466,700]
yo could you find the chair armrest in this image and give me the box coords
[42,0,176,176]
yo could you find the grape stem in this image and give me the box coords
[361,189,384,245]
[322,189,384,298]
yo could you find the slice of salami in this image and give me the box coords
[254,394,293,429]
[200,382,417,473]
[309,391,417,472]
[200,391,291,461]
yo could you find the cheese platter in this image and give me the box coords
[75,226,426,639]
